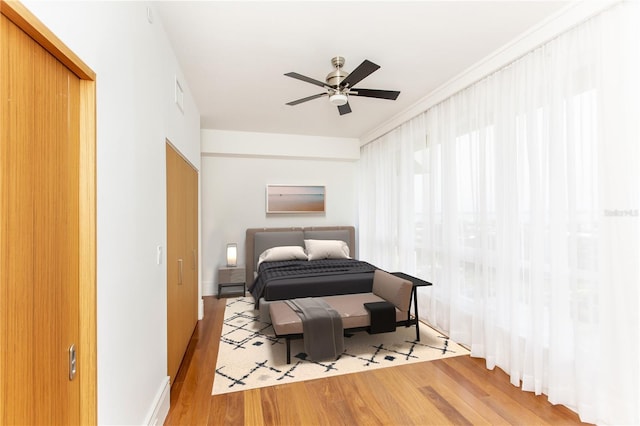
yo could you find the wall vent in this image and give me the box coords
[175,77,184,113]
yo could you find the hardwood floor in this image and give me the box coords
[165,296,591,425]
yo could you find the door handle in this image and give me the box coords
[69,344,77,381]
[178,258,183,285]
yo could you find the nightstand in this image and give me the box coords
[217,266,246,299]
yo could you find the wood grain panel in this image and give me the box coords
[78,77,97,426]
[166,143,181,382]
[304,377,361,425]
[243,389,265,426]
[1,12,81,423]
[401,360,500,424]
[0,15,36,423]
[31,38,81,424]
[1,3,96,422]
[0,0,94,80]
[166,143,199,383]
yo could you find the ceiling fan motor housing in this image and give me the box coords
[326,56,349,87]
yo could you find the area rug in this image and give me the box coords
[212,297,469,395]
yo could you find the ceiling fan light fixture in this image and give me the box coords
[284,56,399,115]
[329,92,348,106]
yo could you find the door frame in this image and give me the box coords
[0,1,97,423]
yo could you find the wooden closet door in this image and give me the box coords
[185,163,198,337]
[166,143,198,384]
[1,12,81,424]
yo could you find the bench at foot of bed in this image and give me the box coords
[269,270,417,364]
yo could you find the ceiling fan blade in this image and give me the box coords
[286,92,327,106]
[339,60,380,89]
[338,102,352,115]
[351,88,400,100]
[285,72,328,88]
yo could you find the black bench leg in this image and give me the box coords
[413,286,420,341]
[286,337,291,364]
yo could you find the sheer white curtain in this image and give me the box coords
[358,2,639,424]
[359,114,426,273]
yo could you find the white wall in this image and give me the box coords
[201,129,359,295]
[22,2,201,425]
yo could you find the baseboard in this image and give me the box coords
[144,376,170,426]
[202,280,215,296]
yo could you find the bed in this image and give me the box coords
[245,226,377,306]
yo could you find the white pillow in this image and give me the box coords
[257,245,308,268]
[304,239,350,261]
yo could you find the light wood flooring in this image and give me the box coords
[165,296,591,425]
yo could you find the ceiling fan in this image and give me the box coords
[284,56,400,115]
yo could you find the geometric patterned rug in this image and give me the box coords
[212,297,470,395]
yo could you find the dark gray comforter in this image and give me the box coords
[249,259,377,304]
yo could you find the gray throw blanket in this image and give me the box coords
[285,298,344,361]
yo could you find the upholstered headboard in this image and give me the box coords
[245,226,356,285]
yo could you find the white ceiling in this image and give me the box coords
[154,1,568,139]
